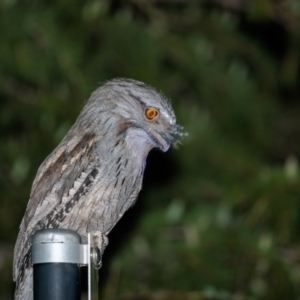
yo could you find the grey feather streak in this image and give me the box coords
[13,78,183,300]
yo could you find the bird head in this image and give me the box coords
[77,78,184,153]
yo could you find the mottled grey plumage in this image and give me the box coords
[13,78,183,299]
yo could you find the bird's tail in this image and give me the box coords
[14,268,33,300]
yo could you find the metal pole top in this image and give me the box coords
[32,228,82,245]
[32,229,88,265]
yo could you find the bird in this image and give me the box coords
[13,78,184,299]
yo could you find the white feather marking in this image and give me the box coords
[88,138,95,147]
[69,188,76,196]
[73,181,81,188]
[62,196,68,203]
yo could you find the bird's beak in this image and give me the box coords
[161,123,186,151]
[171,124,185,137]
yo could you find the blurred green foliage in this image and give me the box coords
[1,1,300,299]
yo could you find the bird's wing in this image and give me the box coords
[13,133,97,281]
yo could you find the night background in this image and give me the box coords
[1,1,300,299]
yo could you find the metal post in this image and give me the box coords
[32,229,88,300]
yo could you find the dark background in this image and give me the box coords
[1,1,300,299]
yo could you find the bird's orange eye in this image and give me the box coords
[145,108,158,120]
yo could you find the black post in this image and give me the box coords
[32,229,87,300]
[34,263,80,300]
